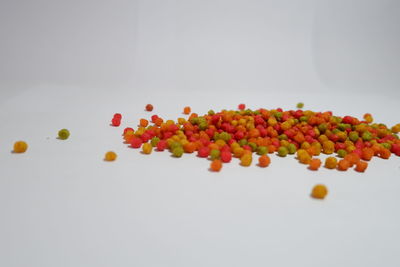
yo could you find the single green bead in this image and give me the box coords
[208,110,215,115]
[362,131,373,141]
[299,116,309,122]
[318,123,328,133]
[219,132,231,141]
[172,147,184,157]
[210,149,220,160]
[170,141,182,150]
[349,131,359,142]
[238,139,248,146]
[150,137,160,147]
[287,143,297,154]
[337,149,347,158]
[277,146,289,157]
[248,142,257,152]
[296,102,304,109]
[58,129,70,140]
[256,146,268,155]
[278,134,288,140]
[381,143,391,150]
[198,122,208,130]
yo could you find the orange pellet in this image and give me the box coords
[308,158,322,171]
[311,184,328,199]
[344,153,360,167]
[325,157,338,169]
[379,148,391,159]
[13,141,28,153]
[338,159,350,171]
[355,161,368,172]
[145,104,153,111]
[183,106,191,115]
[258,155,271,167]
[361,147,374,161]
[104,151,117,161]
[140,119,149,127]
[210,159,223,172]
[183,142,196,153]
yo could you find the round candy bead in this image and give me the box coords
[210,159,223,171]
[379,148,391,159]
[311,184,328,199]
[220,151,232,163]
[258,155,270,167]
[337,149,347,158]
[145,104,153,111]
[238,104,246,110]
[361,148,374,161]
[156,140,167,151]
[140,119,149,127]
[113,113,122,119]
[324,157,337,169]
[172,147,184,157]
[111,117,121,127]
[308,158,322,171]
[240,154,252,166]
[198,147,210,158]
[123,127,134,135]
[296,102,304,109]
[13,141,28,153]
[355,161,368,172]
[287,143,297,154]
[256,146,268,155]
[183,106,191,115]
[58,129,70,140]
[210,149,220,160]
[104,151,117,161]
[142,143,153,154]
[338,159,350,171]
[130,137,143,148]
[277,146,289,157]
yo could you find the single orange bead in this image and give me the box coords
[338,159,350,171]
[325,157,338,169]
[145,104,153,111]
[210,159,222,172]
[258,155,271,167]
[355,161,368,172]
[308,158,322,171]
[140,119,149,127]
[379,148,391,159]
[183,106,191,115]
[311,184,328,199]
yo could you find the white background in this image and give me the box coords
[0,0,400,266]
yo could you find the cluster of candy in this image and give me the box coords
[116,104,400,178]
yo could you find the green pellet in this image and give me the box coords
[150,137,160,147]
[277,146,289,157]
[256,146,268,155]
[58,129,70,140]
[210,149,220,160]
[337,149,347,158]
[287,143,297,154]
[172,147,184,157]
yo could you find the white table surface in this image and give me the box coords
[0,86,399,267]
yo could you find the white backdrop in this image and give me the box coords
[1,1,400,267]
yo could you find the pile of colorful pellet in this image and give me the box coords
[116,105,400,172]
